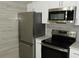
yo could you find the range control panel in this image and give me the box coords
[52,30,77,38]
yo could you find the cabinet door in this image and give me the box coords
[70,48,79,58]
[70,52,79,58]
[27,1,60,23]
[62,1,75,7]
[42,1,60,23]
[36,40,41,58]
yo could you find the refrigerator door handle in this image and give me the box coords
[20,40,33,46]
[24,43,32,47]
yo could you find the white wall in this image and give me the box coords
[0,1,27,58]
[27,1,79,41]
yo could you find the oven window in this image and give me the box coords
[49,11,65,20]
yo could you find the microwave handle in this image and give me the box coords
[65,11,67,21]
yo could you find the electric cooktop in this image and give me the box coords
[42,35,76,49]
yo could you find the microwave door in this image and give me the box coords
[49,11,66,21]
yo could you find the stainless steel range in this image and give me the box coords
[42,30,77,58]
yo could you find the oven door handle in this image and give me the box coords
[41,43,68,53]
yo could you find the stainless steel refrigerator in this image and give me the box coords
[18,12,45,58]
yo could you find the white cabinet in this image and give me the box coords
[70,49,79,58]
[42,1,60,23]
[27,1,60,23]
[36,39,41,58]
[35,35,51,58]
[70,41,79,58]
[62,1,79,25]
[70,51,79,58]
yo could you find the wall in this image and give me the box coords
[27,1,79,41]
[0,1,27,58]
[27,1,59,23]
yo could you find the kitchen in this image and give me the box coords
[26,1,79,58]
[0,1,79,58]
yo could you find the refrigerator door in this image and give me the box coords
[19,42,33,58]
[19,12,33,43]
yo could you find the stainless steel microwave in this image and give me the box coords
[48,7,76,23]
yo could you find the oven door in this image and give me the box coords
[41,43,69,58]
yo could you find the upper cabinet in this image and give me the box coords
[41,1,60,23]
[27,1,60,23]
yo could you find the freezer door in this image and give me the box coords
[19,12,33,43]
[19,42,33,58]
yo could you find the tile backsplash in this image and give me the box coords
[46,24,79,41]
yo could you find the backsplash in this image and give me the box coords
[46,24,79,41]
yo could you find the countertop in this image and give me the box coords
[36,35,51,42]
[70,41,79,52]
[36,35,79,53]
